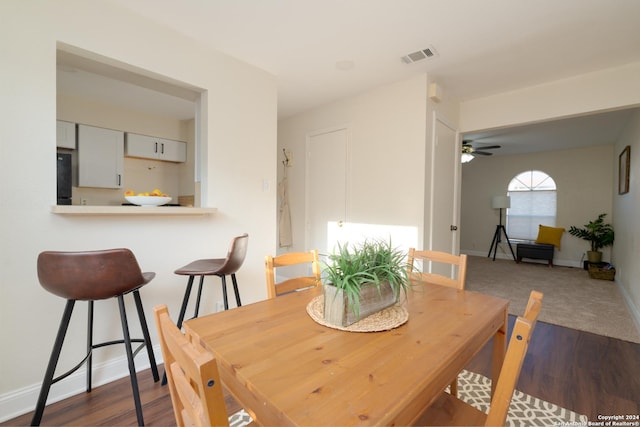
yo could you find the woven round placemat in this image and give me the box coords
[306,295,408,332]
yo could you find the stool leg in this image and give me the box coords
[86,300,94,392]
[231,273,242,307]
[31,300,76,426]
[220,275,229,310]
[133,290,159,382]
[176,276,195,330]
[194,275,205,318]
[117,295,144,426]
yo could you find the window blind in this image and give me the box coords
[507,190,556,240]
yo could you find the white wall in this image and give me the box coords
[613,109,640,329]
[277,75,430,256]
[459,61,640,133]
[0,0,276,420]
[460,145,614,266]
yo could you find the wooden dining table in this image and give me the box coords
[183,284,509,426]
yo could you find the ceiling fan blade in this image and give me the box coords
[473,151,493,156]
[475,145,501,150]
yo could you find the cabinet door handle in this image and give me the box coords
[161,143,164,154]
[154,142,158,153]
[117,174,121,186]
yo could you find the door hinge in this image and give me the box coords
[450,225,458,231]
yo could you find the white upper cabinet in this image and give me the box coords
[56,120,76,149]
[78,124,124,188]
[125,133,186,163]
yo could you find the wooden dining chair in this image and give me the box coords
[414,290,544,426]
[154,305,253,427]
[265,249,321,299]
[407,248,468,396]
[407,248,468,290]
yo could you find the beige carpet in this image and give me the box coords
[465,255,640,343]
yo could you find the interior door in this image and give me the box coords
[429,113,460,272]
[306,127,348,257]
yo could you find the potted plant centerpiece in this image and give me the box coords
[568,213,615,263]
[322,239,415,327]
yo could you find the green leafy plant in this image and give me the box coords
[568,213,615,252]
[323,238,416,318]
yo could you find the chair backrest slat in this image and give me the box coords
[407,248,467,290]
[265,250,321,298]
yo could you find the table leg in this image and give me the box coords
[491,307,508,396]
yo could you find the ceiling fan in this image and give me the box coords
[461,140,501,162]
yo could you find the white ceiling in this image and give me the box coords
[59,0,640,153]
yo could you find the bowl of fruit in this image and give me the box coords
[124,189,172,206]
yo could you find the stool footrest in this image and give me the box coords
[51,352,92,386]
[49,338,148,386]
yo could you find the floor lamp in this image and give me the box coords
[488,195,516,261]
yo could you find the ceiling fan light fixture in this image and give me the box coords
[461,153,474,163]
[461,140,501,158]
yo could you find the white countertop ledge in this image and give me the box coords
[51,205,217,216]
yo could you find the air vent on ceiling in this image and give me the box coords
[401,46,438,64]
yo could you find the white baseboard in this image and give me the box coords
[616,281,640,338]
[0,345,163,423]
[463,249,580,268]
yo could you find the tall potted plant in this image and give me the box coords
[322,239,416,327]
[568,213,614,263]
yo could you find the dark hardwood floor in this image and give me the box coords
[4,316,639,426]
[467,316,640,421]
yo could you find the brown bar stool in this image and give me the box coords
[157,234,247,385]
[31,248,159,426]
[174,233,249,327]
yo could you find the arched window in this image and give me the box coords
[506,170,557,240]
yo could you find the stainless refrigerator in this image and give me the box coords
[57,153,72,205]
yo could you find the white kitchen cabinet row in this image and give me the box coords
[125,133,186,162]
[57,121,186,189]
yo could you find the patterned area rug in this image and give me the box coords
[229,409,253,427]
[452,369,588,426]
[228,369,587,426]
